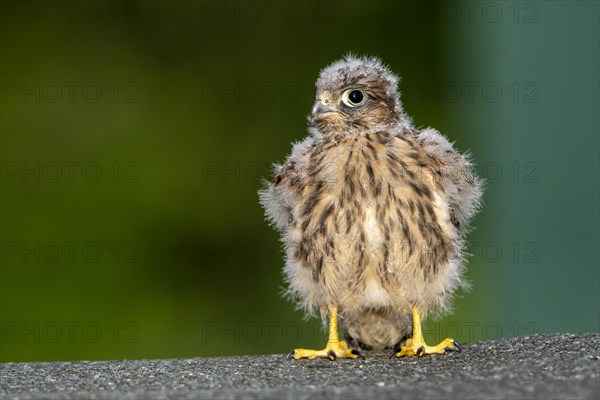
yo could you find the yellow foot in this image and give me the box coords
[393,337,460,358]
[288,340,363,361]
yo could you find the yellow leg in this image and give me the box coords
[394,305,460,357]
[288,305,362,360]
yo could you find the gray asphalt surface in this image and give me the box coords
[1,333,599,400]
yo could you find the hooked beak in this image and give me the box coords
[311,100,338,118]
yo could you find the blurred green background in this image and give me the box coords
[1,1,598,362]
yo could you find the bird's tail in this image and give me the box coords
[342,308,412,351]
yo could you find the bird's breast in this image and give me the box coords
[290,131,456,286]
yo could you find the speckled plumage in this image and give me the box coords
[260,55,482,351]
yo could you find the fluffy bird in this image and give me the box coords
[259,55,482,360]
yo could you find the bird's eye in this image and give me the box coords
[342,89,366,107]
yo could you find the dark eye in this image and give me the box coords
[349,90,363,104]
[342,89,366,107]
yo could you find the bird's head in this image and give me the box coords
[309,55,404,135]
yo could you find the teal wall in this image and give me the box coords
[1,1,598,362]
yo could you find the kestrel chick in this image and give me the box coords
[260,55,482,360]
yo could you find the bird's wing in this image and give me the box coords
[413,128,483,231]
[259,136,315,232]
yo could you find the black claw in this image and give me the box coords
[389,337,409,359]
[451,341,461,352]
[328,350,337,361]
[389,343,402,358]
[416,346,425,356]
[351,349,365,359]
[286,350,296,360]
